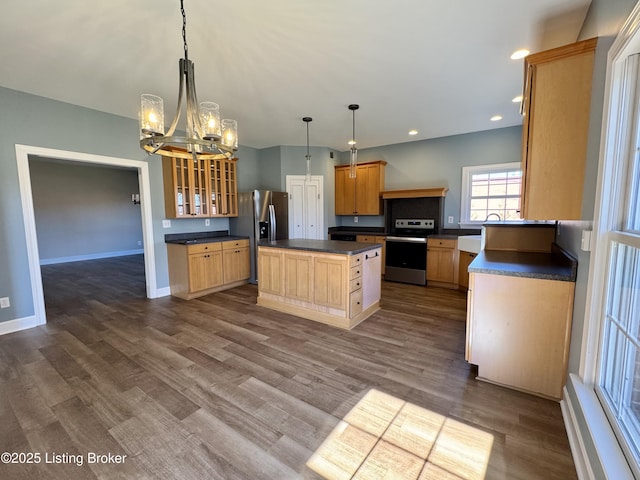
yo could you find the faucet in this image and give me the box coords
[485,213,501,221]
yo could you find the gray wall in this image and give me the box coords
[30,159,143,263]
[0,86,259,323]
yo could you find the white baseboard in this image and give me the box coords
[0,315,43,336]
[39,249,144,265]
[154,287,172,298]
[561,390,592,480]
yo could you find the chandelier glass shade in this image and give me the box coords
[139,0,237,160]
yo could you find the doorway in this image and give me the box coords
[14,145,158,333]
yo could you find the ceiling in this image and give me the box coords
[0,0,591,151]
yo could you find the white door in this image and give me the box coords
[286,175,324,240]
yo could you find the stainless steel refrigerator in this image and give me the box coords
[229,190,289,284]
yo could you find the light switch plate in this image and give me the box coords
[162,219,171,228]
[0,297,10,309]
[448,216,454,224]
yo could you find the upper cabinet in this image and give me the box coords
[335,161,386,215]
[162,151,238,218]
[520,38,597,221]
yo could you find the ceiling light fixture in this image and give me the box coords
[303,117,312,181]
[348,104,359,179]
[408,129,418,136]
[512,95,523,103]
[491,115,503,122]
[138,0,237,161]
[510,49,530,60]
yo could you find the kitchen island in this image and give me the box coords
[257,240,382,329]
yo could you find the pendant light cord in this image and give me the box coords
[181,0,189,61]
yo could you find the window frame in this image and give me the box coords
[460,162,522,229]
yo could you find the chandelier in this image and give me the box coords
[139,0,238,160]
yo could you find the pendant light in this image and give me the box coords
[139,0,238,161]
[303,117,312,181]
[348,104,359,178]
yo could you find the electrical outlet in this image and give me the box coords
[205,219,210,226]
[354,216,358,223]
[448,216,454,224]
[0,297,10,309]
[162,219,171,228]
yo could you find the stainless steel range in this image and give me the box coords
[385,218,435,285]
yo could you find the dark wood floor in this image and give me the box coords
[0,255,577,479]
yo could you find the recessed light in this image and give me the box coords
[408,129,418,136]
[491,115,503,122]
[512,95,523,103]
[510,49,529,60]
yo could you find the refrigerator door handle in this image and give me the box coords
[268,204,276,242]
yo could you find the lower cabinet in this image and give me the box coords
[257,246,381,329]
[466,272,574,399]
[426,238,458,288]
[167,239,250,300]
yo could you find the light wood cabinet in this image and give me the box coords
[457,251,476,290]
[466,272,575,399]
[162,152,238,218]
[167,239,249,299]
[257,245,381,329]
[335,161,386,215]
[426,238,458,288]
[356,235,386,275]
[520,38,597,220]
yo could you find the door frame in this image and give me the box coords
[13,144,158,333]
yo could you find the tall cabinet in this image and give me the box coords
[335,161,386,215]
[520,38,597,220]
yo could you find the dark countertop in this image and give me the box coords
[468,244,577,282]
[165,230,249,245]
[258,239,382,255]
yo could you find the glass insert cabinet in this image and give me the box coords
[162,149,238,218]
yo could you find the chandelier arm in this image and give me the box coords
[166,59,187,137]
[185,60,203,139]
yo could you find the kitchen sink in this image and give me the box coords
[457,235,482,254]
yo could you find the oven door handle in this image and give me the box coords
[386,236,428,244]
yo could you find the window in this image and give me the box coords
[460,162,521,227]
[595,53,640,476]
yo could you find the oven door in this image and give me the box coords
[384,236,427,285]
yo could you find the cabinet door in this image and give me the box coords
[355,163,383,215]
[188,252,223,292]
[362,248,381,310]
[335,166,356,215]
[283,252,313,302]
[426,247,455,283]
[458,251,476,289]
[521,39,596,220]
[223,247,250,284]
[162,155,210,218]
[222,159,238,216]
[258,248,283,295]
[314,256,347,309]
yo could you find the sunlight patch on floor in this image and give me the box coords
[306,389,494,479]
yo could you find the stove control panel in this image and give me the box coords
[395,218,435,230]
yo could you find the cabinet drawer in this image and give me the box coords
[350,265,363,280]
[428,238,456,249]
[222,239,250,250]
[350,289,363,317]
[350,277,363,292]
[187,242,222,255]
[350,253,364,268]
[356,235,374,243]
